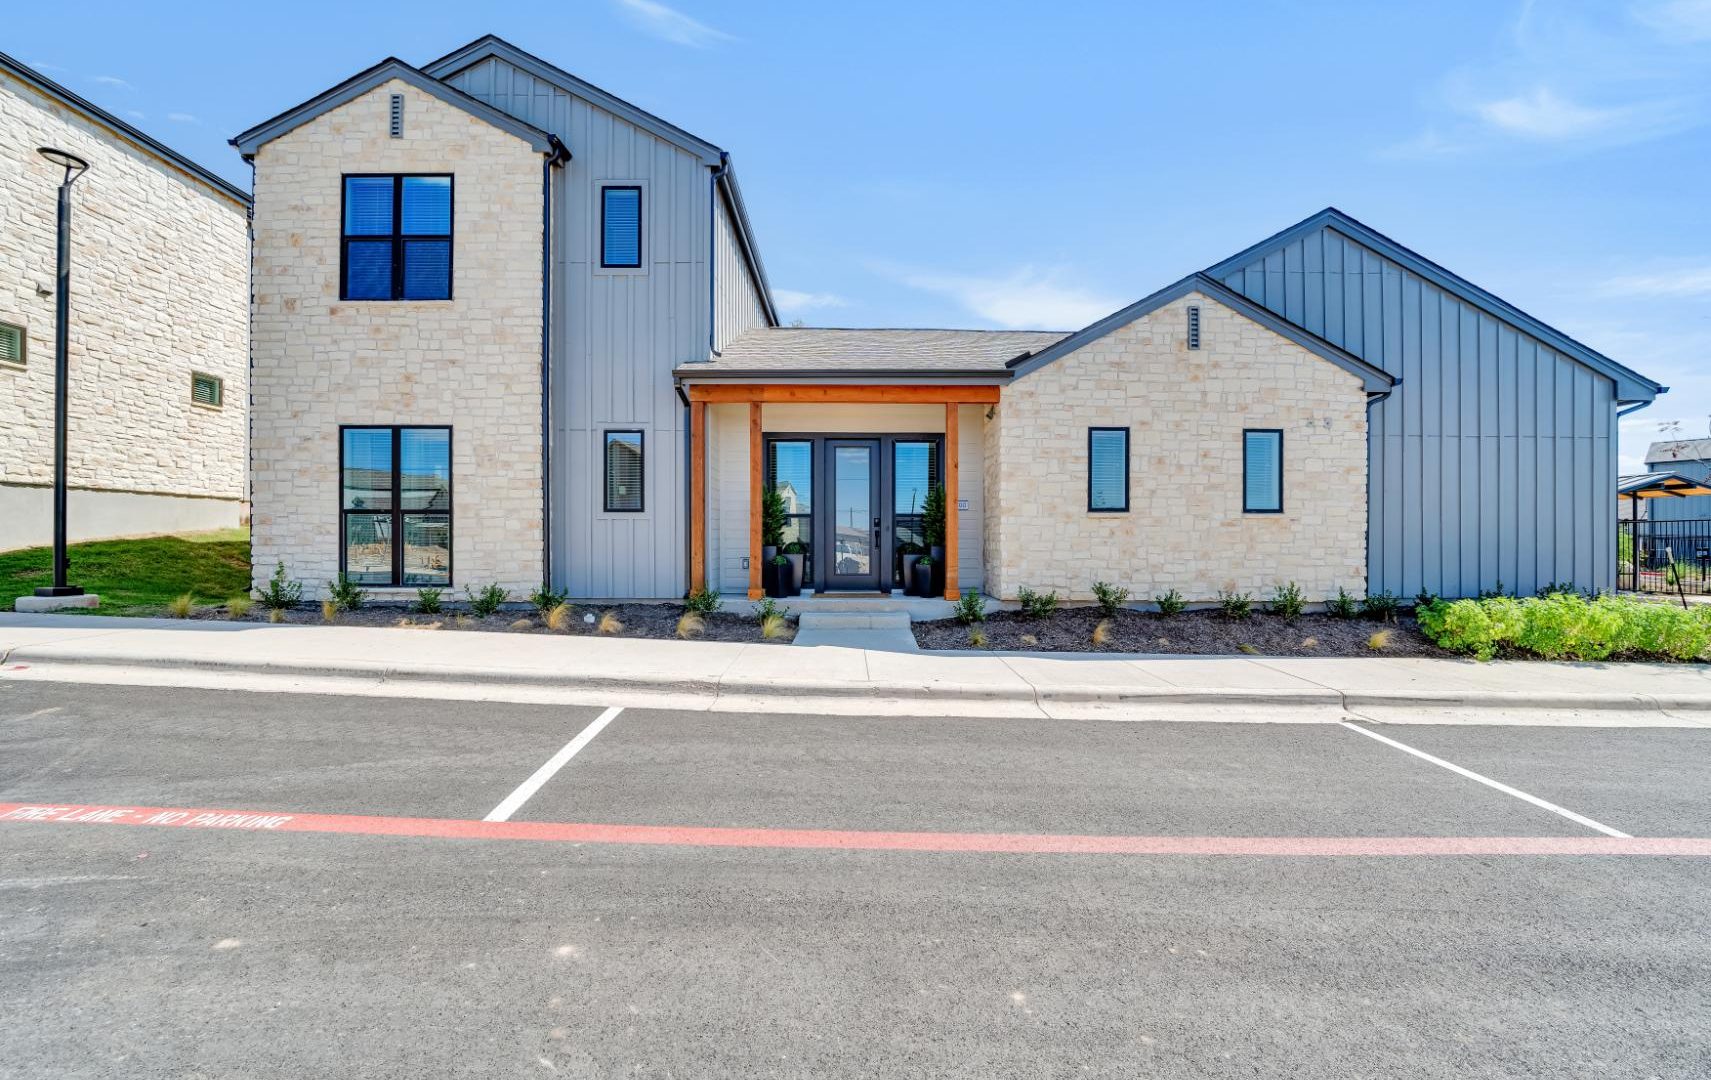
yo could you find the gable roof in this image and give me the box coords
[1007,273,1395,393]
[676,327,1067,380]
[0,51,249,207]
[230,56,562,159]
[422,35,777,325]
[1205,207,1666,404]
[1646,438,1711,465]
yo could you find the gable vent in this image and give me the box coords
[1186,305,1201,350]
[389,94,404,138]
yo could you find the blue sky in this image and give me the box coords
[11,0,1710,469]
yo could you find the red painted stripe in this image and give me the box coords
[2,801,1706,857]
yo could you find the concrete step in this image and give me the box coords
[796,611,913,632]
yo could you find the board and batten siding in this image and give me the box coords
[1218,225,1617,598]
[445,56,712,598]
[714,194,767,352]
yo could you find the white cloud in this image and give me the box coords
[91,74,133,91]
[615,0,733,47]
[1473,86,1623,140]
[1600,266,1711,298]
[167,112,200,125]
[773,289,849,315]
[1634,0,1711,41]
[895,266,1119,330]
[126,110,147,121]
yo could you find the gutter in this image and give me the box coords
[1617,400,1654,418]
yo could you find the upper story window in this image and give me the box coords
[601,185,642,268]
[342,174,453,300]
[1243,429,1283,513]
[1088,427,1129,512]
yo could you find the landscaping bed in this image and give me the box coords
[197,601,796,644]
[914,607,1448,657]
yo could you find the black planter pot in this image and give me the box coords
[783,553,805,596]
[764,561,792,599]
[762,544,778,566]
[911,561,935,599]
[929,545,946,596]
[900,553,923,596]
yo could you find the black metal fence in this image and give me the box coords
[1621,518,1711,595]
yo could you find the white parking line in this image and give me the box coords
[1338,721,1631,838]
[484,706,623,823]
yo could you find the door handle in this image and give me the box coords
[872,517,881,542]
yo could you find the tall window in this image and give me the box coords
[601,185,642,268]
[341,426,452,586]
[768,440,814,584]
[342,174,453,300]
[1243,429,1283,513]
[1088,428,1129,512]
[604,431,644,512]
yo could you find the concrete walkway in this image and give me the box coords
[2,613,1708,724]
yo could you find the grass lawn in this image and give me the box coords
[0,529,251,616]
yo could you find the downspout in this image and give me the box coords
[690,156,729,595]
[541,138,569,591]
[1365,379,1400,598]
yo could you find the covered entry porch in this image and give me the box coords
[687,384,998,601]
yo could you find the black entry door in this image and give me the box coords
[822,439,882,591]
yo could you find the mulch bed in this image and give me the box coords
[196,602,795,644]
[912,607,1450,657]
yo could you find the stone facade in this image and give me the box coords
[983,293,1369,602]
[0,71,248,548]
[249,79,545,599]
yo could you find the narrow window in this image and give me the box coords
[190,372,223,408]
[601,185,642,268]
[1243,429,1283,513]
[1187,305,1201,350]
[341,174,453,300]
[1088,427,1129,512]
[389,93,405,138]
[0,322,23,365]
[341,426,452,586]
[604,430,644,512]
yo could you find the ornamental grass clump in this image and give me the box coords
[676,611,706,639]
[545,602,573,632]
[168,593,194,619]
[225,595,253,619]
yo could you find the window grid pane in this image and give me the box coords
[345,241,393,300]
[343,176,394,235]
[1089,429,1127,510]
[401,239,451,300]
[402,514,451,585]
[1244,431,1282,512]
[602,187,641,267]
[342,428,393,510]
[605,431,644,512]
[399,428,451,510]
[400,176,452,234]
[344,513,394,584]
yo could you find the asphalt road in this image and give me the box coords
[2,680,1709,1078]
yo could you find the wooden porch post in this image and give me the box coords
[748,401,763,600]
[690,399,706,593]
[943,402,959,600]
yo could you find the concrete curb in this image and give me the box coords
[9,643,1711,719]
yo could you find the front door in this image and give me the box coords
[823,439,882,591]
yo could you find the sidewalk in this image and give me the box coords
[2,613,1708,724]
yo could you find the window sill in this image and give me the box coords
[0,360,25,373]
[191,401,224,412]
[593,265,648,278]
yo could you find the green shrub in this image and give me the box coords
[1417,594,1711,662]
[327,574,367,612]
[1362,590,1400,624]
[415,587,443,614]
[1535,581,1583,599]
[256,560,302,611]
[529,585,569,617]
[1268,582,1306,623]
[684,586,720,615]
[1217,591,1253,620]
[1413,590,1439,611]
[1017,586,1059,619]
[1091,581,1130,617]
[1153,589,1186,617]
[465,583,508,618]
[1326,587,1360,620]
[954,589,987,625]
[752,596,790,623]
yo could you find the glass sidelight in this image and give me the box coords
[768,440,814,586]
[892,440,939,589]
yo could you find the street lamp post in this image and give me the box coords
[35,147,91,601]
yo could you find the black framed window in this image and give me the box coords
[1088,427,1129,512]
[342,174,453,300]
[1243,429,1283,513]
[768,439,814,583]
[604,431,644,512]
[341,426,452,586]
[601,185,642,268]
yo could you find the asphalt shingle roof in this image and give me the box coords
[677,327,1070,378]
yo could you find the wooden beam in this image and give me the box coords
[748,402,763,600]
[943,402,959,600]
[686,384,1000,405]
[690,399,706,593]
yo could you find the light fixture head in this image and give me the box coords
[37,146,90,180]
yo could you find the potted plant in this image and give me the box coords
[921,484,948,595]
[898,540,924,596]
[761,486,786,568]
[781,540,807,595]
[911,554,935,599]
[765,553,793,599]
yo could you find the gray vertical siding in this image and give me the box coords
[1220,225,1618,597]
[713,195,767,351]
[447,57,711,598]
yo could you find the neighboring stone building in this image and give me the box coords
[235,35,1663,605]
[0,53,250,552]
